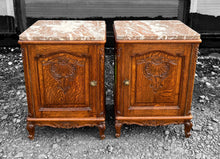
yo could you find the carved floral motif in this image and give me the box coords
[41,55,83,94]
[50,57,76,93]
[138,51,177,92]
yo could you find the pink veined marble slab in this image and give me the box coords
[114,20,200,40]
[19,20,106,41]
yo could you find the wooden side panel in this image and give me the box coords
[115,44,124,116]
[97,45,105,117]
[21,45,35,118]
[184,44,199,116]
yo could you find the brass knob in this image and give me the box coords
[90,81,97,86]
[123,80,129,86]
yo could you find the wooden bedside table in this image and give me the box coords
[114,20,201,138]
[19,20,106,140]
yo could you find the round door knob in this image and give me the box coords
[90,81,97,86]
[123,80,129,86]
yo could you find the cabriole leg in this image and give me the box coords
[98,122,106,140]
[184,120,193,138]
[27,122,35,140]
[115,120,122,138]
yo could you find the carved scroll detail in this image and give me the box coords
[138,51,177,93]
[36,121,98,129]
[41,56,83,94]
[121,120,184,127]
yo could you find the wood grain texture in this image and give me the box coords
[37,53,88,106]
[131,50,180,106]
[184,44,199,116]
[97,46,105,118]
[20,41,105,139]
[115,38,200,137]
[21,45,35,118]
[116,43,194,117]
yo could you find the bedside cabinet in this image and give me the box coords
[114,20,201,138]
[19,20,106,139]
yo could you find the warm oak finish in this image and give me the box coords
[114,38,201,138]
[19,41,106,140]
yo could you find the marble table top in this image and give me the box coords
[114,20,200,40]
[19,20,106,41]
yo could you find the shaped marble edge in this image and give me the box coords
[114,20,200,41]
[19,20,106,41]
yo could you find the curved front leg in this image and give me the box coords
[184,120,193,138]
[27,122,35,140]
[115,120,122,138]
[98,122,106,140]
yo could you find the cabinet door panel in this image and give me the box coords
[38,53,90,107]
[29,45,97,118]
[131,51,181,106]
[121,44,191,116]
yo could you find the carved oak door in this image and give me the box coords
[29,45,99,118]
[120,44,192,117]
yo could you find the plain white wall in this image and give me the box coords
[0,0,14,16]
[190,0,220,17]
